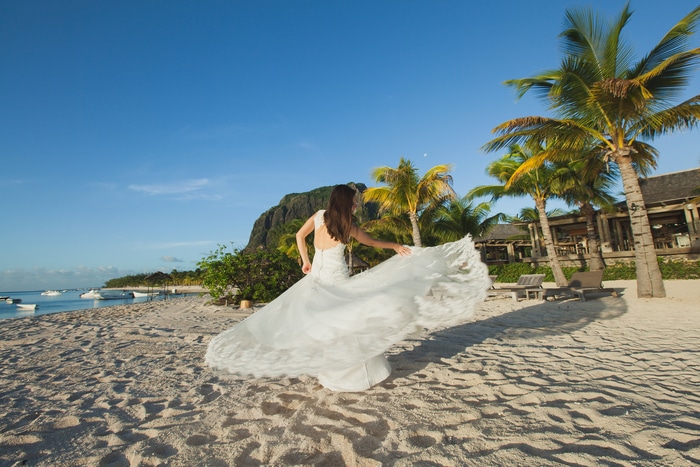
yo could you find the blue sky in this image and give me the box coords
[1,0,699,291]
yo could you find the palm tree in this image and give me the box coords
[552,158,619,271]
[363,157,456,247]
[469,142,569,286]
[510,206,568,260]
[512,206,568,223]
[276,219,310,264]
[427,196,506,244]
[485,4,700,297]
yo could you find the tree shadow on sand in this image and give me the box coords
[386,289,629,381]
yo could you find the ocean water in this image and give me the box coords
[0,289,193,321]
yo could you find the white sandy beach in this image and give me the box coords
[1,280,698,466]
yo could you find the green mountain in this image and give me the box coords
[245,183,379,250]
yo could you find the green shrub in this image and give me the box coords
[603,262,637,280]
[198,244,303,304]
[658,258,700,280]
[488,259,700,282]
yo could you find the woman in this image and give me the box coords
[206,184,490,392]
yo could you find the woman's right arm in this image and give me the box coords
[350,225,412,256]
[296,215,316,274]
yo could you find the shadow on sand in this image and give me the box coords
[387,288,629,380]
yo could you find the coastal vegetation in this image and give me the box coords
[104,254,700,292]
[197,243,302,305]
[103,270,203,288]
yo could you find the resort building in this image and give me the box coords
[475,167,700,267]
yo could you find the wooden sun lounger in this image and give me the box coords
[487,274,546,302]
[488,275,498,288]
[542,270,618,302]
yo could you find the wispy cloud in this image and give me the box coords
[161,256,184,263]
[127,178,223,200]
[0,179,29,187]
[129,178,210,195]
[297,141,317,150]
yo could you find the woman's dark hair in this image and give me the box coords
[324,184,357,243]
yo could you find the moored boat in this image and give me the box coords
[95,291,134,300]
[132,291,158,298]
[16,303,37,311]
[5,298,22,304]
[79,289,101,299]
[41,290,62,296]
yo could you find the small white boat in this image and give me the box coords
[6,297,22,304]
[132,291,158,298]
[79,289,101,299]
[41,290,62,296]
[17,303,37,311]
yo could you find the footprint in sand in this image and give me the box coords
[143,441,178,459]
[98,450,130,467]
[185,433,217,446]
[52,415,81,429]
[196,382,222,403]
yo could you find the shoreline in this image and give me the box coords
[0,280,698,465]
[103,285,208,293]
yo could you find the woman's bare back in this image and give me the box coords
[314,221,344,251]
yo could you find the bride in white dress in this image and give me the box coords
[205,184,490,392]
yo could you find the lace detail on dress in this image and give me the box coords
[310,210,348,283]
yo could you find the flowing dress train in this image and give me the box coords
[205,210,490,392]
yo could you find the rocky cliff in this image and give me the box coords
[245,183,379,250]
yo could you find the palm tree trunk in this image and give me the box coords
[536,199,568,286]
[581,203,605,271]
[409,212,422,247]
[617,156,666,298]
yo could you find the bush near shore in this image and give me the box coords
[103,270,203,288]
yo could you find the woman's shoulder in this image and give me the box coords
[314,210,326,228]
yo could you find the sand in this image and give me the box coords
[0,280,698,466]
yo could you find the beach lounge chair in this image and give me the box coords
[488,275,498,288]
[486,273,545,302]
[542,270,618,302]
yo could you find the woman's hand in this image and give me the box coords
[301,261,312,274]
[393,244,412,256]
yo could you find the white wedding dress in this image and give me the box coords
[205,210,490,392]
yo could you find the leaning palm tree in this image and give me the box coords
[363,158,456,247]
[469,142,569,286]
[485,4,700,297]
